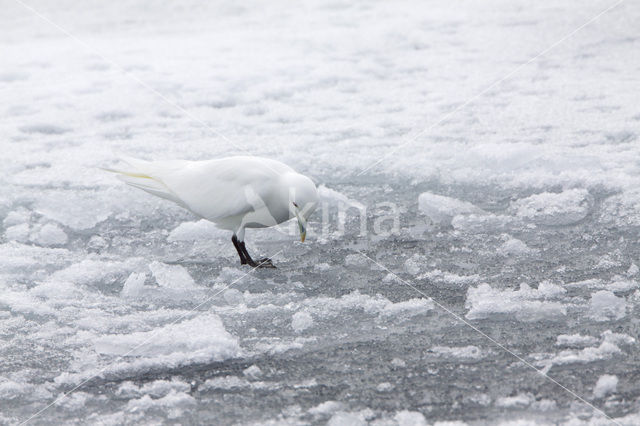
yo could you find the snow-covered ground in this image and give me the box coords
[1,0,640,424]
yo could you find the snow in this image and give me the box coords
[2,209,30,227]
[314,262,332,272]
[433,422,468,426]
[626,263,638,277]
[588,290,627,322]
[243,365,263,380]
[32,223,68,246]
[291,311,314,333]
[126,390,195,419]
[376,382,394,392]
[497,236,537,258]
[120,272,146,298]
[451,213,515,234]
[394,411,428,426]
[431,345,485,360]
[465,282,567,322]
[223,288,245,305]
[566,277,639,294]
[4,223,30,243]
[328,410,373,426]
[148,261,198,290]
[116,378,190,398]
[404,255,422,275]
[592,375,618,399]
[556,334,599,348]
[167,219,228,242]
[94,314,240,359]
[308,401,345,417]
[495,393,533,408]
[417,270,480,286]
[46,256,144,287]
[201,376,252,390]
[318,185,365,209]
[537,331,635,373]
[391,358,406,368]
[0,378,52,402]
[34,190,112,231]
[1,0,640,424]
[418,192,484,225]
[55,392,91,411]
[510,189,591,226]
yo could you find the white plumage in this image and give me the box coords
[106,156,318,268]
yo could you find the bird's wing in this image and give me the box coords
[114,157,290,221]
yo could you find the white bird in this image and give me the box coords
[105,156,318,268]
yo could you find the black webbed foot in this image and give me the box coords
[256,258,276,268]
[232,235,276,268]
[247,258,276,268]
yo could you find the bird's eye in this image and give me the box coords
[292,202,299,208]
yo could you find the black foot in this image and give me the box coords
[253,258,276,268]
[232,235,276,268]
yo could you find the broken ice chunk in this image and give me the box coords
[149,261,197,289]
[4,223,30,243]
[589,290,626,322]
[510,189,590,226]
[291,311,314,333]
[593,374,618,398]
[32,223,68,246]
[418,192,485,225]
[121,272,146,298]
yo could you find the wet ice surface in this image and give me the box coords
[2,0,640,425]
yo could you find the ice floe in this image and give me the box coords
[495,393,533,408]
[308,401,346,417]
[496,236,538,258]
[566,277,639,294]
[126,389,195,419]
[417,269,481,287]
[34,190,112,231]
[45,256,144,288]
[201,376,257,391]
[537,331,635,373]
[592,374,618,399]
[509,189,591,226]
[120,272,147,298]
[242,365,263,380]
[555,334,599,348]
[327,409,374,426]
[393,410,428,426]
[32,223,68,246]
[451,213,516,234]
[94,314,239,359]
[430,345,485,360]
[116,378,190,398]
[465,282,566,322]
[291,311,314,332]
[148,261,198,290]
[588,290,626,322]
[167,219,228,242]
[4,223,30,243]
[418,192,485,225]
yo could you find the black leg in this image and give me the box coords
[231,235,247,265]
[239,241,276,268]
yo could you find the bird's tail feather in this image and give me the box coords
[101,158,187,208]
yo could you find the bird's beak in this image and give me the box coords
[295,209,307,242]
[298,219,306,242]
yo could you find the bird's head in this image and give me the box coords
[285,173,318,242]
